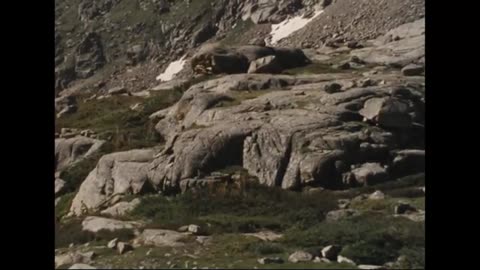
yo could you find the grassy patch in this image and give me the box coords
[57,89,182,152]
[281,212,424,266]
[129,181,338,233]
[55,193,76,219]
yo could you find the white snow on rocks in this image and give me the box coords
[156,55,187,82]
[269,10,324,45]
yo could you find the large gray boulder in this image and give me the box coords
[55,136,105,172]
[69,149,156,216]
[360,97,412,128]
[288,250,313,263]
[81,216,142,233]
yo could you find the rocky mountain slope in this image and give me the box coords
[55,0,425,269]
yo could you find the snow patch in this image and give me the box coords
[156,55,187,82]
[269,10,325,45]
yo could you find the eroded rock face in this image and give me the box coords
[67,20,424,215]
[55,136,105,172]
[69,149,156,216]
[81,216,142,233]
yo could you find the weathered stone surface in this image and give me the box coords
[368,190,385,200]
[70,149,156,216]
[352,19,425,67]
[288,250,313,263]
[55,136,105,172]
[100,199,141,217]
[349,163,388,186]
[401,64,424,76]
[81,216,142,233]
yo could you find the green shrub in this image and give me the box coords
[55,193,75,219]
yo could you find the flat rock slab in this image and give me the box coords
[81,216,142,233]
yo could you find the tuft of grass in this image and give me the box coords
[55,193,76,219]
[56,89,182,153]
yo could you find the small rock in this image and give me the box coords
[257,257,284,264]
[324,83,342,93]
[69,243,74,248]
[360,78,376,87]
[401,64,424,76]
[322,245,342,260]
[188,224,202,235]
[337,255,356,265]
[288,250,313,263]
[178,225,189,232]
[107,238,118,249]
[368,190,385,200]
[394,203,417,215]
[117,242,133,255]
[165,253,172,257]
[108,86,128,95]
